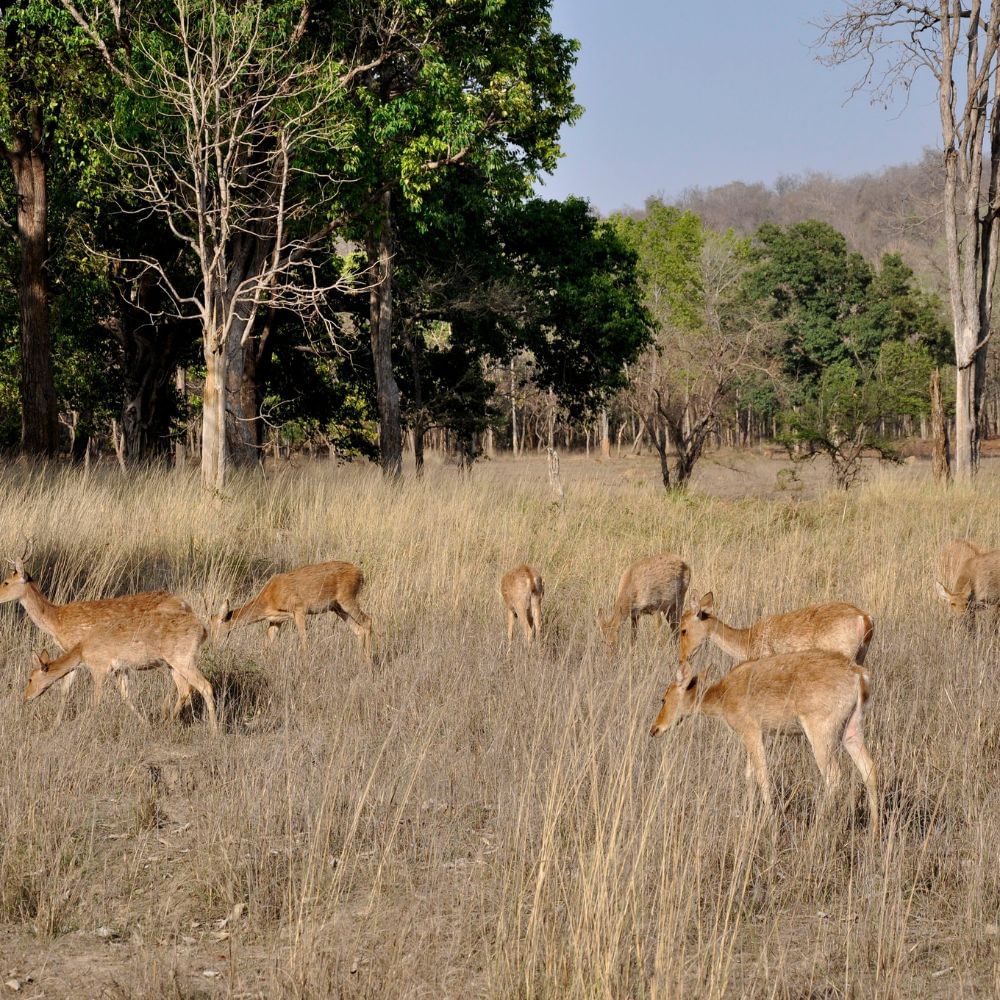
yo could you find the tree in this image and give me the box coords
[0,1,101,454]
[66,0,357,488]
[326,0,580,478]
[821,1,999,480]
[613,203,777,489]
[394,194,652,470]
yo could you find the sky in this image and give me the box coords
[537,0,941,214]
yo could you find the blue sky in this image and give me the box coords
[537,0,940,213]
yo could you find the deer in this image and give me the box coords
[0,556,195,725]
[213,560,372,656]
[598,553,690,652]
[935,539,1000,619]
[500,564,543,651]
[649,651,878,832]
[24,603,217,731]
[679,592,874,669]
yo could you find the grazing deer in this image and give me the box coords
[598,553,690,652]
[680,592,874,667]
[0,557,192,725]
[649,651,878,831]
[500,564,543,650]
[935,539,1000,618]
[214,560,372,656]
[24,604,217,730]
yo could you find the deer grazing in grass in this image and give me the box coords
[0,556,198,725]
[650,651,878,831]
[935,539,1000,619]
[598,553,690,652]
[500,564,543,650]
[679,592,874,668]
[213,560,372,656]
[24,604,217,730]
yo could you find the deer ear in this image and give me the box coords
[676,659,696,685]
[13,559,25,577]
[934,580,949,602]
[32,650,45,668]
[700,592,714,611]
[217,599,230,619]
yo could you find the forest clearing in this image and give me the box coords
[0,455,997,997]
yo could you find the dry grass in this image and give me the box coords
[0,453,998,998]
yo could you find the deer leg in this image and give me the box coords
[653,611,665,646]
[629,613,638,646]
[172,661,218,733]
[505,608,515,654]
[266,621,281,644]
[842,704,879,834]
[115,670,147,725]
[520,602,534,646]
[293,609,308,649]
[802,719,842,792]
[53,669,80,727]
[335,604,373,660]
[741,728,772,811]
[530,593,542,641]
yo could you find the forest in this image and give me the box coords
[0,0,993,490]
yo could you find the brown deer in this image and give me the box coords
[214,560,372,656]
[0,557,193,725]
[935,539,1000,618]
[24,603,217,730]
[500,564,543,650]
[598,553,690,652]
[680,592,874,667]
[650,651,878,831]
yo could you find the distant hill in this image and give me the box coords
[666,149,945,292]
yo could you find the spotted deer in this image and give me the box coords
[650,651,878,831]
[935,539,1000,618]
[214,560,372,656]
[24,603,217,730]
[598,553,690,652]
[680,592,874,668]
[0,557,193,725]
[500,564,543,650]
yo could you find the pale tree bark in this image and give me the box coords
[65,0,357,490]
[1,108,59,455]
[821,1,999,480]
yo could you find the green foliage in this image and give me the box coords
[498,197,654,414]
[752,222,949,385]
[609,200,704,330]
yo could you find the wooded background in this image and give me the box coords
[2,0,997,489]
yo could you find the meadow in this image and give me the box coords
[0,452,998,998]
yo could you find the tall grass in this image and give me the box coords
[0,455,997,997]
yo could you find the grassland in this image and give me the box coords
[0,452,998,998]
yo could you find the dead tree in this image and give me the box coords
[820,2,998,481]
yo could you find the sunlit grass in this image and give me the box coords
[0,453,997,996]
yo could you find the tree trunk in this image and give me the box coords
[201,340,227,490]
[174,367,187,468]
[5,115,58,455]
[510,360,519,457]
[600,407,611,458]
[931,367,951,484]
[369,190,402,479]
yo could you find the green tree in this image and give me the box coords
[1,0,108,453]
[327,0,581,477]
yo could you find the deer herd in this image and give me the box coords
[1,535,998,833]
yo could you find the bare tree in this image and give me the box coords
[624,233,778,490]
[820,1,998,480]
[64,0,358,489]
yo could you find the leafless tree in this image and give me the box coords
[624,234,779,490]
[63,0,360,489]
[820,1,998,480]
